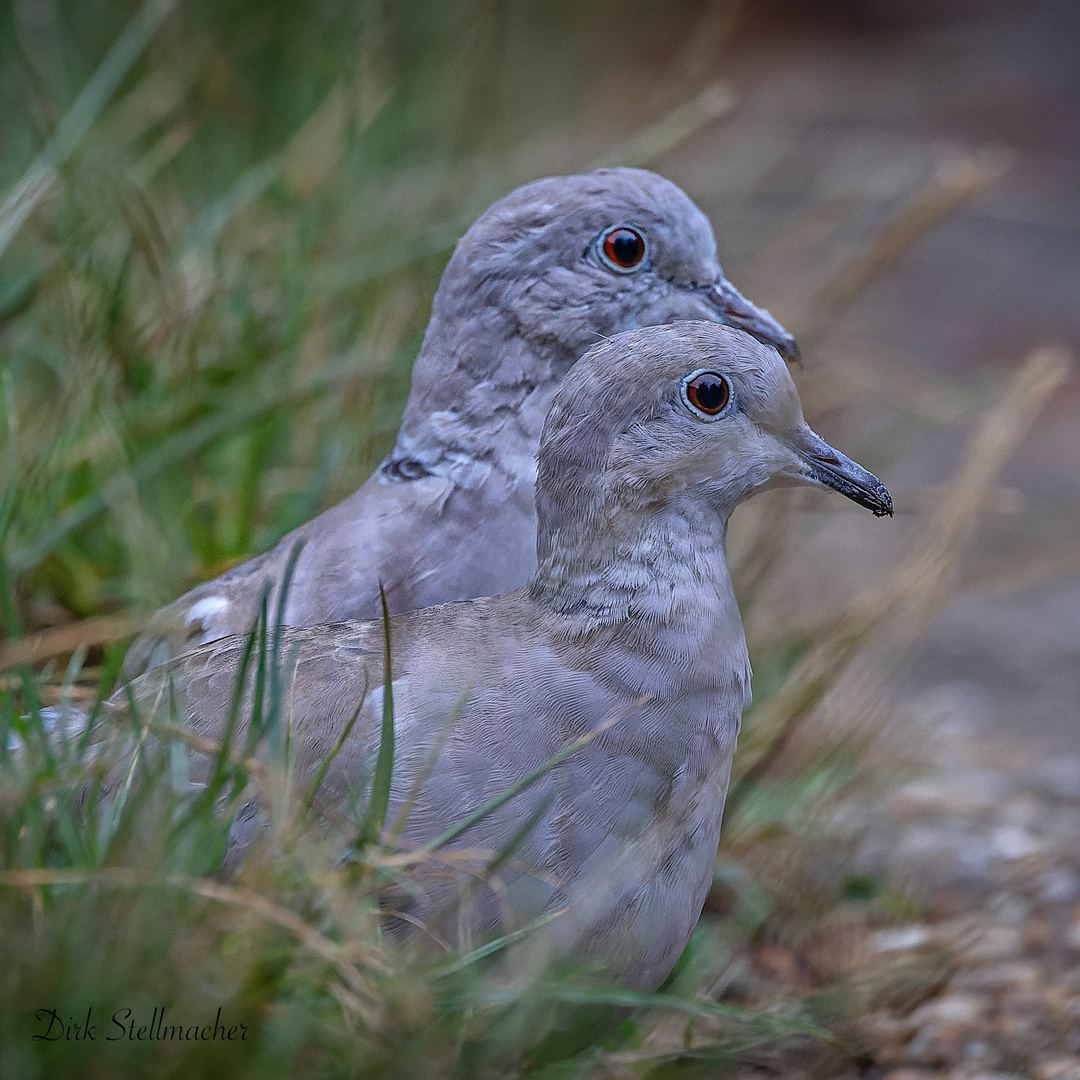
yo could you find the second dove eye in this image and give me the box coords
[598,226,646,271]
[683,370,731,417]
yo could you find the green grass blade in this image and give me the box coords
[387,688,468,844]
[427,909,566,979]
[0,0,178,260]
[301,696,367,816]
[246,590,271,752]
[358,584,395,846]
[471,984,834,1042]
[167,626,260,842]
[5,344,411,573]
[182,160,280,255]
[265,539,305,758]
[419,718,615,856]
[484,786,559,878]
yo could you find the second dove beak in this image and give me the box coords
[706,280,801,364]
[787,429,893,517]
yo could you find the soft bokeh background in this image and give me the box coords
[1,0,1078,1076]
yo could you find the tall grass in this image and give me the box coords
[0,600,831,1079]
[1,0,731,626]
[0,1,1060,1076]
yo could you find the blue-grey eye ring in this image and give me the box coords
[597,225,647,272]
[682,369,733,419]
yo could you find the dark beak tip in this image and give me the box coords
[803,449,894,519]
[870,484,894,518]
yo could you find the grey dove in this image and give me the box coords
[124,168,797,676]
[110,321,891,990]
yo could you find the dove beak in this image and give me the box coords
[705,280,800,364]
[786,428,893,517]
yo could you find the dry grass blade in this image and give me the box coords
[734,345,1071,781]
[319,80,740,297]
[0,613,145,672]
[589,82,737,170]
[6,344,393,573]
[0,170,57,263]
[798,145,1013,352]
[889,344,1071,638]
[134,717,270,780]
[960,544,1080,598]
[118,713,358,836]
[0,867,391,992]
[731,491,798,602]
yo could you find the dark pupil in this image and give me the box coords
[609,230,642,265]
[692,377,726,412]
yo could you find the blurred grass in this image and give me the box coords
[0,0,1058,1076]
[1,0,736,627]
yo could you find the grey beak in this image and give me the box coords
[789,429,893,517]
[706,280,800,364]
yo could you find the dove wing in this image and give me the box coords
[122,460,534,677]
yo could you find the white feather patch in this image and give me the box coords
[185,596,230,627]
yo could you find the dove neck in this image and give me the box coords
[528,486,747,696]
[388,307,585,484]
[531,491,735,604]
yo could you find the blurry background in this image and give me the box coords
[1,0,1078,1075]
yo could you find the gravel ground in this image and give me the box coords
[850,713,1080,1076]
[703,714,1080,1078]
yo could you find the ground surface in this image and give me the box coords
[661,0,1079,1073]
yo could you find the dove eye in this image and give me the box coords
[683,370,732,419]
[597,225,647,272]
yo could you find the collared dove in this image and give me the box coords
[110,322,890,990]
[124,168,797,676]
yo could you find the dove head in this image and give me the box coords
[392,169,796,475]
[437,167,796,360]
[531,322,891,610]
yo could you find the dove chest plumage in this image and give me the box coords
[377,666,744,989]
[538,695,742,989]
[369,510,752,987]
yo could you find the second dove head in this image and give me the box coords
[401,168,799,450]
[534,321,891,575]
[448,166,798,362]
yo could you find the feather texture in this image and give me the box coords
[109,322,890,989]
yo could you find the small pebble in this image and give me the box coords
[961,923,1023,961]
[952,961,1042,991]
[891,769,1014,817]
[1038,869,1080,904]
[1035,1058,1080,1080]
[989,825,1044,861]
[909,992,985,1025]
[871,924,932,952]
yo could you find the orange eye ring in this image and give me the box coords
[683,369,732,418]
[598,225,647,272]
